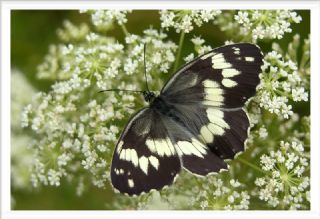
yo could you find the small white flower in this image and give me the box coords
[292,87,308,102]
[97,144,107,152]
[184,53,195,63]
[200,200,208,209]
[57,153,72,166]
[48,169,61,186]
[62,139,73,149]
[258,127,268,139]
[191,36,205,45]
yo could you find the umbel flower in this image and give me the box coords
[255,140,310,209]
[256,50,308,119]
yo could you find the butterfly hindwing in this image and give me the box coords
[110,108,181,196]
[153,110,229,177]
[111,106,230,195]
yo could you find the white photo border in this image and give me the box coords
[1,1,319,219]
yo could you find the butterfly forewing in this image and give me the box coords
[162,43,263,108]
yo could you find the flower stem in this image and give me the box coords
[237,157,265,174]
[120,24,129,37]
[173,31,185,72]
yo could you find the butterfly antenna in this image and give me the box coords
[143,43,150,92]
[98,89,144,93]
[99,44,151,95]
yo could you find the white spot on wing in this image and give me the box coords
[200,125,214,143]
[232,47,240,51]
[130,149,139,167]
[120,150,126,160]
[205,91,224,102]
[211,54,232,69]
[117,141,124,154]
[222,69,240,78]
[128,179,134,188]
[203,79,224,106]
[165,138,176,155]
[232,47,240,55]
[149,156,159,170]
[207,108,224,118]
[139,156,149,175]
[202,100,223,107]
[208,123,225,136]
[146,139,156,153]
[179,141,203,157]
[245,57,255,62]
[191,138,207,154]
[146,138,175,157]
[125,149,131,162]
[207,109,230,130]
[203,80,219,88]
[222,79,237,88]
[175,138,207,158]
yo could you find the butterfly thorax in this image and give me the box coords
[149,95,183,123]
[143,91,156,102]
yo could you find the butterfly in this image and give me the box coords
[110,43,263,196]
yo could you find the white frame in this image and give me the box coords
[1,1,319,219]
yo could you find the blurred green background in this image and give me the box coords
[11,10,310,210]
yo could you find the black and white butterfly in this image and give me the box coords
[110,43,263,196]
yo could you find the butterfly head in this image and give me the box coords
[142,91,156,103]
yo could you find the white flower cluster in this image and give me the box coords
[160,10,221,33]
[255,140,309,209]
[234,10,302,41]
[257,51,308,119]
[57,20,89,42]
[80,10,131,29]
[190,177,250,210]
[124,29,177,75]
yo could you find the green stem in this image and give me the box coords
[237,157,265,174]
[173,31,185,72]
[120,24,129,37]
